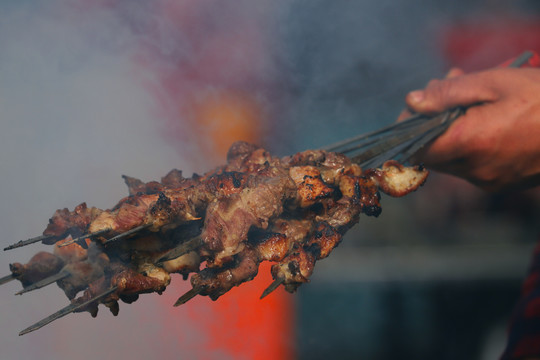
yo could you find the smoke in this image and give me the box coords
[0,1,193,359]
[0,0,484,359]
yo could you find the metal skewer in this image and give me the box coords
[260,278,284,299]
[102,224,151,245]
[58,229,111,248]
[15,271,70,295]
[19,286,118,336]
[156,236,202,264]
[174,287,201,306]
[0,274,15,286]
[4,234,57,251]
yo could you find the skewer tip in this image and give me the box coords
[174,288,200,307]
[18,286,118,336]
[4,235,54,251]
[260,278,284,300]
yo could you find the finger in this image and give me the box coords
[445,67,465,79]
[405,71,499,115]
[396,108,414,122]
[397,68,465,123]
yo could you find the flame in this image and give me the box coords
[183,90,294,359]
[126,1,295,356]
[192,90,262,162]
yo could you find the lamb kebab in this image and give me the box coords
[2,141,428,335]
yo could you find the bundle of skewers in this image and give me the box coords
[1,140,428,335]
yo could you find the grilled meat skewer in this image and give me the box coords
[3,141,427,334]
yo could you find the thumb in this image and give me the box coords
[405,70,499,114]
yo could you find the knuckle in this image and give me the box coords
[423,79,452,111]
[426,78,438,87]
[425,78,442,89]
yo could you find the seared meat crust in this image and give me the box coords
[6,141,428,321]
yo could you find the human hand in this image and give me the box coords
[399,67,540,191]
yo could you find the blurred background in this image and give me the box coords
[1,0,540,359]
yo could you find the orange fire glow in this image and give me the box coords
[191,90,262,162]
[129,1,295,356]
[187,90,294,359]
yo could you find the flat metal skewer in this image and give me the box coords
[356,110,458,168]
[0,274,15,286]
[396,108,463,163]
[321,113,425,152]
[102,224,151,245]
[322,112,457,169]
[15,271,70,295]
[174,287,201,307]
[58,229,111,248]
[260,278,284,299]
[19,286,118,336]
[157,236,202,264]
[4,234,56,251]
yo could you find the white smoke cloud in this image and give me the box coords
[0,2,195,359]
[0,0,470,358]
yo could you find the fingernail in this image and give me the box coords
[408,90,424,104]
